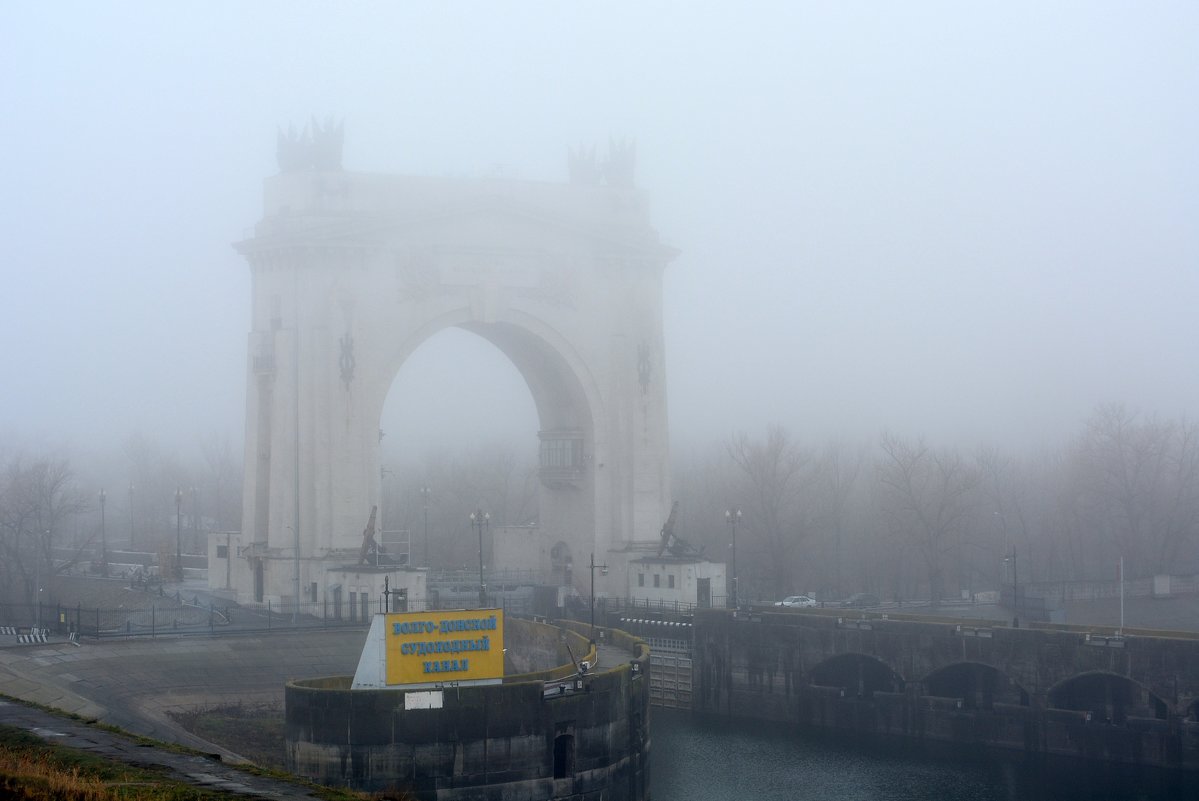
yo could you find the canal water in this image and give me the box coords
[650,710,1193,801]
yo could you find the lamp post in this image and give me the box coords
[98,489,108,577]
[589,552,609,644]
[174,487,183,580]
[725,507,741,608]
[470,509,489,607]
[995,511,1018,619]
[420,486,432,567]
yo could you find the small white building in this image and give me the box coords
[208,530,426,618]
[627,556,727,609]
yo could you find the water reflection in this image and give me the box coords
[650,710,1191,801]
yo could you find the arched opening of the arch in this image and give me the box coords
[379,327,539,570]
[376,319,598,598]
[922,662,1028,710]
[1049,672,1168,724]
[809,653,903,698]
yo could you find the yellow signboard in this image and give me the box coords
[384,608,505,686]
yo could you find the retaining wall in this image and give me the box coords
[285,617,650,799]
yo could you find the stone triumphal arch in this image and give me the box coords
[212,128,686,610]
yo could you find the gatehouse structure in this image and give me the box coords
[211,126,688,612]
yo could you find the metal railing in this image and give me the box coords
[0,590,538,642]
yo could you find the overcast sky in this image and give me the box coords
[2,3,1196,467]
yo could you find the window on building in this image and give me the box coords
[653,574,660,588]
[310,582,318,602]
[539,433,584,470]
[638,573,645,587]
[216,545,228,559]
[668,575,675,589]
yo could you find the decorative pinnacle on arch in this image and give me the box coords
[277,115,344,173]
[568,138,637,187]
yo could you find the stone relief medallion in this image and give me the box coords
[396,248,441,302]
[518,263,577,309]
[637,341,652,393]
[338,332,356,389]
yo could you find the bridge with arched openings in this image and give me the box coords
[688,608,1199,769]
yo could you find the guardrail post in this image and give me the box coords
[268,600,272,631]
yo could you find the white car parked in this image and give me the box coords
[774,595,818,608]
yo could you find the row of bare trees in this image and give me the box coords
[4,403,1195,606]
[674,404,1199,603]
[0,457,88,604]
[0,433,244,604]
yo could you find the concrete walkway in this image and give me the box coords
[0,697,330,799]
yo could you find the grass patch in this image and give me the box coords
[0,722,408,800]
[0,723,224,800]
[169,701,285,770]
[0,695,414,801]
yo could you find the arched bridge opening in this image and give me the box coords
[1049,671,1168,724]
[810,653,903,699]
[922,662,1028,710]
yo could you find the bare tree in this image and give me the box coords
[975,445,1033,585]
[876,433,981,603]
[1066,404,1199,577]
[671,442,742,565]
[809,441,864,599]
[726,425,812,599]
[0,455,89,603]
[200,433,243,533]
[124,433,190,551]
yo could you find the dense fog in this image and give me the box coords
[1,4,1196,602]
